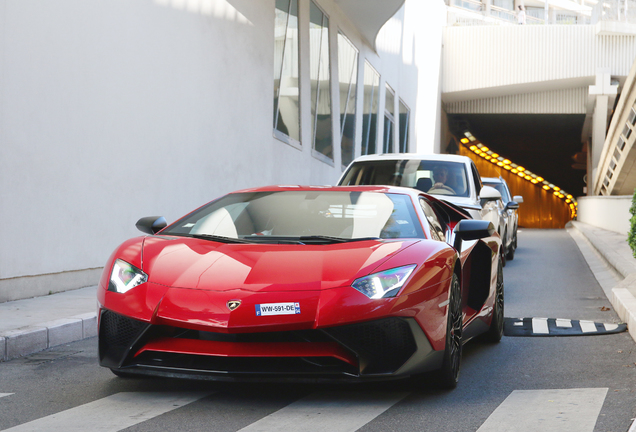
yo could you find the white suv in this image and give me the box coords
[337,154,505,248]
[482,177,522,261]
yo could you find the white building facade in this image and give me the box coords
[0,0,448,301]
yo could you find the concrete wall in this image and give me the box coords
[577,195,632,235]
[0,0,447,302]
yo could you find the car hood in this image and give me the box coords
[142,236,418,292]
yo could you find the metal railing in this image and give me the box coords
[452,0,484,13]
[592,0,636,24]
[448,0,594,26]
[490,5,516,22]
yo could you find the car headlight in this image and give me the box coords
[108,259,148,293]
[352,265,416,299]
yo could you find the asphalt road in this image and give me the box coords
[0,229,635,432]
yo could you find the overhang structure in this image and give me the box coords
[334,0,405,50]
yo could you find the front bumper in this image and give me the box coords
[99,309,443,382]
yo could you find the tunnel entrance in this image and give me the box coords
[447,114,584,228]
[448,114,587,197]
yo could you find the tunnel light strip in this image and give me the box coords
[466,135,577,217]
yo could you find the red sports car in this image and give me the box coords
[98,185,503,388]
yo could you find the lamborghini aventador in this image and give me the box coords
[97,185,503,388]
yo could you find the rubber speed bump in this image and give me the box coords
[503,317,627,337]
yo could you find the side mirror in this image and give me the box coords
[453,219,495,251]
[136,216,167,235]
[513,195,524,203]
[505,201,519,210]
[479,185,501,207]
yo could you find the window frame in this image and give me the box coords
[337,30,359,169]
[273,0,302,149]
[383,84,396,154]
[309,0,334,164]
[398,99,410,153]
[361,60,381,156]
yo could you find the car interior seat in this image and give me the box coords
[415,178,432,193]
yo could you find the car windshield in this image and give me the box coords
[340,160,470,198]
[162,190,425,242]
[483,181,511,203]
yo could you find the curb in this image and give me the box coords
[570,221,636,343]
[570,221,636,278]
[0,312,97,362]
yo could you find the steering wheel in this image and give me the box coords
[428,184,456,195]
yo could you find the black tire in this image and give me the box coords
[501,231,507,267]
[436,272,463,389]
[506,231,517,261]
[483,257,504,343]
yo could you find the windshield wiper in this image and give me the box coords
[188,234,254,244]
[298,235,380,244]
[240,235,305,244]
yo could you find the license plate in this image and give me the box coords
[255,302,300,316]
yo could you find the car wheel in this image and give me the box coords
[436,272,463,389]
[506,240,515,260]
[482,257,504,343]
[507,231,517,260]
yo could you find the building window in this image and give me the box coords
[338,32,358,167]
[383,84,395,153]
[273,0,300,143]
[309,1,332,160]
[398,99,410,153]
[361,61,380,155]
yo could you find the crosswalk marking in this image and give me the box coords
[476,388,608,432]
[532,317,550,334]
[1,392,211,432]
[237,391,408,432]
[0,393,13,399]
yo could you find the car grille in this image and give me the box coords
[99,310,417,377]
[98,309,149,367]
[323,318,417,374]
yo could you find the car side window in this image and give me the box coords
[419,199,445,242]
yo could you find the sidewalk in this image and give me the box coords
[567,221,636,343]
[0,286,97,361]
[2,222,636,362]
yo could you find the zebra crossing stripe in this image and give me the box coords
[1,392,211,432]
[476,388,608,432]
[504,317,627,337]
[237,391,408,432]
[0,393,13,399]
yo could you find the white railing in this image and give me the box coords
[592,0,636,24]
[490,5,516,22]
[526,9,545,25]
[451,0,483,13]
[449,1,594,26]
